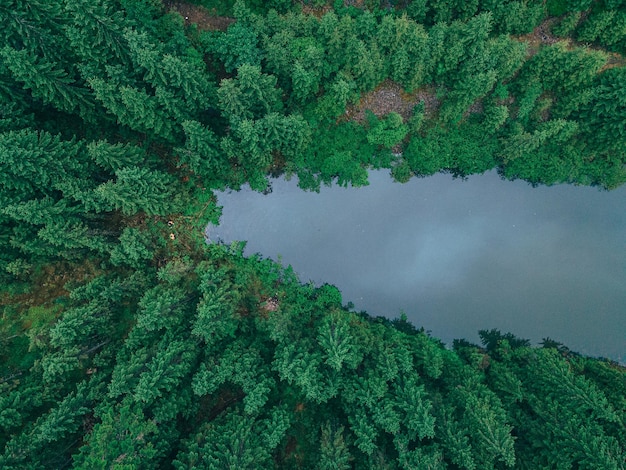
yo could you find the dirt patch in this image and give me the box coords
[463,98,484,118]
[513,16,626,72]
[300,1,332,18]
[599,52,626,72]
[412,85,441,118]
[345,80,440,123]
[167,2,235,31]
[260,296,280,313]
[514,18,562,57]
[515,16,626,63]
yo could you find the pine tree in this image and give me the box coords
[0,383,92,468]
[218,65,283,122]
[73,399,162,468]
[109,227,155,268]
[133,336,197,406]
[0,0,70,62]
[173,409,285,470]
[366,112,409,149]
[579,67,626,153]
[63,0,130,69]
[89,77,176,142]
[87,139,147,172]
[191,268,238,344]
[175,120,225,184]
[124,29,216,121]
[318,422,353,470]
[291,61,320,105]
[210,22,263,73]
[87,166,180,216]
[317,311,361,372]
[0,46,93,116]
[393,375,436,441]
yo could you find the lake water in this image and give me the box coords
[209,170,626,362]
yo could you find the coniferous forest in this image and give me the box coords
[1,0,625,468]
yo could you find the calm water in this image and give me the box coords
[209,171,626,362]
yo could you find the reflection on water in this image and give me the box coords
[210,170,626,362]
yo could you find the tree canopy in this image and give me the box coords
[1,0,624,467]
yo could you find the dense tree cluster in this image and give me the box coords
[2,245,625,468]
[1,0,625,468]
[199,0,626,190]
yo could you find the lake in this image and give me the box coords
[209,170,626,362]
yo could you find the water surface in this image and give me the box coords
[210,171,626,362]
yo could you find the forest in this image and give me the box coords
[0,0,625,467]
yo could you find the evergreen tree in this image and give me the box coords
[175,120,226,185]
[0,46,93,116]
[210,21,263,73]
[578,67,626,153]
[2,2,626,468]
[73,399,163,468]
[63,0,130,70]
[87,167,181,216]
[217,64,283,122]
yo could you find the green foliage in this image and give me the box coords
[210,22,263,73]
[2,245,625,468]
[317,311,362,371]
[64,0,129,68]
[87,140,148,172]
[577,10,626,51]
[296,121,374,189]
[89,77,177,142]
[174,406,289,469]
[318,422,352,470]
[490,0,545,35]
[218,64,283,122]
[176,120,227,186]
[110,227,156,268]
[87,167,181,215]
[578,67,626,152]
[2,2,626,468]
[125,29,216,118]
[0,46,93,116]
[366,111,409,149]
[404,123,498,177]
[552,12,583,37]
[74,399,162,468]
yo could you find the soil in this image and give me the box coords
[261,296,280,313]
[600,52,626,72]
[515,16,626,70]
[463,99,484,118]
[412,85,442,118]
[514,18,561,57]
[167,1,235,31]
[345,80,440,124]
[300,1,332,18]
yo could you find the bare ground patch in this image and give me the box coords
[260,296,280,314]
[463,99,484,119]
[514,16,626,71]
[344,0,365,7]
[345,80,440,123]
[514,18,561,57]
[412,85,441,118]
[167,1,235,31]
[300,1,332,18]
[599,51,626,72]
